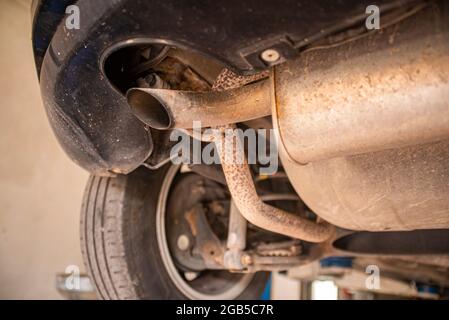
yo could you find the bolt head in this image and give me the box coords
[241,253,253,266]
[184,271,199,281]
[261,49,281,63]
[177,234,190,251]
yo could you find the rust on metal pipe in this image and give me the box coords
[213,125,335,243]
[126,79,271,130]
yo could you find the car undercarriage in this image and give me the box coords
[33,0,449,299]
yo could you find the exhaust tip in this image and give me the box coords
[126,88,172,130]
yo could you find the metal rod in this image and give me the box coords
[223,201,247,270]
[226,201,247,251]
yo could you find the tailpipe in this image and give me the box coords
[126,79,271,130]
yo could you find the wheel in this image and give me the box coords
[80,165,268,300]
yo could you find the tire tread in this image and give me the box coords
[80,175,138,300]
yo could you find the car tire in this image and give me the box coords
[80,166,268,300]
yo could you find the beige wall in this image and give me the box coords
[0,0,89,299]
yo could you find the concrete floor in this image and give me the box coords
[0,0,89,299]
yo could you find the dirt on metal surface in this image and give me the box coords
[275,4,449,232]
[273,3,449,164]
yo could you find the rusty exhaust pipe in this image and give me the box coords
[126,79,271,130]
[213,125,335,242]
